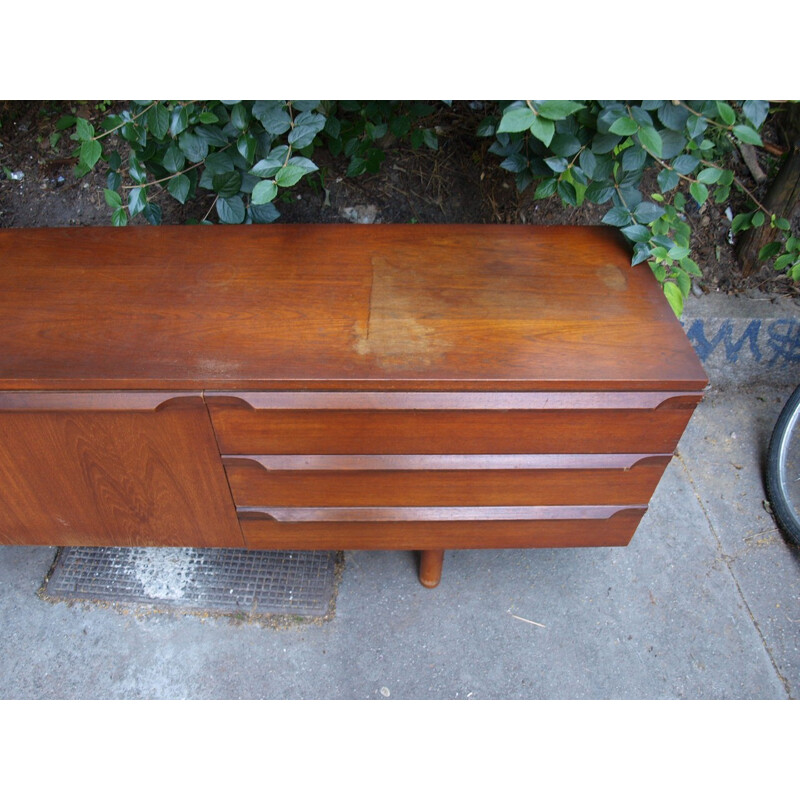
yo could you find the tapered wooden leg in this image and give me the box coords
[418,549,444,588]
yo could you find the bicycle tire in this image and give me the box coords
[766,384,800,546]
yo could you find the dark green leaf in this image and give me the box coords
[549,133,581,157]
[103,188,122,208]
[252,180,278,205]
[663,281,684,316]
[106,171,121,191]
[533,177,557,199]
[212,171,242,198]
[204,151,235,175]
[557,180,577,205]
[293,101,320,112]
[673,154,699,174]
[680,257,702,276]
[288,111,326,148]
[602,206,632,227]
[657,103,689,131]
[231,103,249,131]
[143,202,162,226]
[774,253,795,271]
[697,167,723,184]
[715,101,736,126]
[111,207,127,226]
[497,107,536,133]
[622,144,647,173]
[56,114,77,131]
[742,100,769,130]
[250,156,284,178]
[657,168,680,192]
[609,117,639,136]
[536,100,585,120]
[288,156,318,175]
[475,116,495,137]
[659,130,688,160]
[618,185,643,208]
[673,266,691,297]
[686,115,708,140]
[634,201,665,224]
[170,106,189,137]
[128,154,147,184]
[752,211,766,227]
[632,242,652,265]
[500,154,528,173]
[178,131,208,163]
[585,181,615,204]
[75,117,94,141]
[544,156,568,173]
[637,125,663,158]
[592,133,622,154]
[578,149,596,180]
[668,244,690,260]
[249,201,280,224]
[216,195,245,224]
[198,111,219,124]
[731,213,752,234]
[346,156,367,177]
[252,101,292,135]
[529,115,555,147]
[758,241,782,261]
[147,103,170,139]
[80,139,102,169]
[422,128,438,150]
[732,124,763,146]
[773,216,791,231]
[620,224,651,243]
[237,134,257,165]
[167,173,190,204]
[195,125,229,147]
[162,143,185,173]
[274,164,307,187]
[128,186,147,216]
[690,182,709,206]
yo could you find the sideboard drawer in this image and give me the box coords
[207,392,702,455]
[238,506,647,550]
[223,454,671,508]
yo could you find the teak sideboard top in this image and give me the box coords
[0,224,707,393]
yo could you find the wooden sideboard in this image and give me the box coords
[0,225,707,587]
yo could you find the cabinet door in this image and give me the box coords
[0,393,243,547]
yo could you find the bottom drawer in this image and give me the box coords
[240,506,646,550]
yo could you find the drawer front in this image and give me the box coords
[239,506,646,550]
[207,392,701,455]
[223,454,671,508]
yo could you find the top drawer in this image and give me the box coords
[206,392,702,455]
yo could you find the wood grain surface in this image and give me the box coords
[207,406,699,455]
[0,225,707,391]
[223,454,671,507]
[239,508,646,550]
[0,405,243,547]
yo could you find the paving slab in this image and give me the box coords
[676,384,800,698]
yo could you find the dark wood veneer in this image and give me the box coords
[0,225,707,587]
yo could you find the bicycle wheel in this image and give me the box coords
[766,384,800,546]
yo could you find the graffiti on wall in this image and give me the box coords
[684,318,800,364]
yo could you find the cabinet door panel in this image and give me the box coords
[0,395,243,547]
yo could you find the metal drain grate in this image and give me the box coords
[44,547,338,618]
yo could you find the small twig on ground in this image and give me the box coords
[508,610,546,628]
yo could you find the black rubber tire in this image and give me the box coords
[766,384,800,546]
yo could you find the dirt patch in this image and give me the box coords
[1,100,797,299]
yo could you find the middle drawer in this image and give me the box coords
[222,453,671,508]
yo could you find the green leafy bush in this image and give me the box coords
[482,100,798,314]
[66,100,439,226]
[66,99,798,316]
